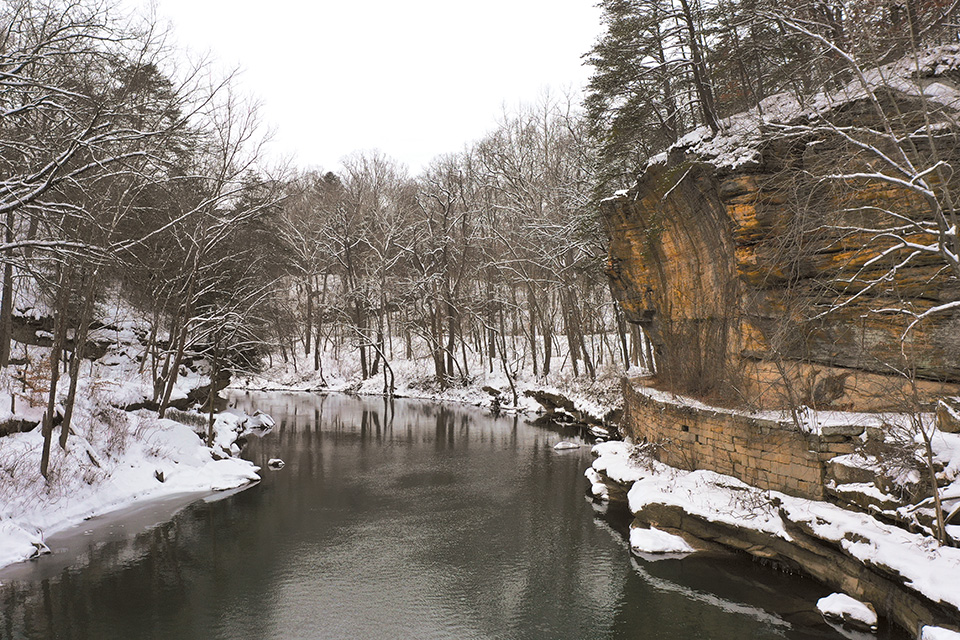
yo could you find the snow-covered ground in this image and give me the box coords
[0,310,271,571]
[0,411,261,569]
[233,342,631,426]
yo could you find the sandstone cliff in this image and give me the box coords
[602,47,960,411]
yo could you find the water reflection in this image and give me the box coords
[0,392,897,639]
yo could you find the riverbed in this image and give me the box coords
[0,392,893,639]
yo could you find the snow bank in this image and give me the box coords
[588,442,786,537]
[923,627,960,640]
[628,467,789,539]
[779,497,960,611]
[0,521,47,569]
[0,305,268,571]
[0,410,262,571]
[0,279,295,577]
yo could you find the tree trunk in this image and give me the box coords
[526,288,539,378]
[615,302,630,368]
[679,0,720,133]
[0,210,14,367]
[206,338,220,447]
[40,268,71,479]
[304,278,313,357]
[155,312,179,403]
[139,317,157,375]
[498,307,518,407]
[541,299,553,379]
[431,298,446,386]
[562,289,581,378]
[314,272,329,372]
[355,301,368,379]
[159,290,192,420]
[60,273,96,449]
[446,300,457,383]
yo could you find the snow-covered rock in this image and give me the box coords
[923,627,960,640]
[817,593,878,632]
[0,521,49,568]
[585,467,608,500]
[629,526,695,556]
[591,441,648,485]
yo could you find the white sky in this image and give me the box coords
[140,0,602,174]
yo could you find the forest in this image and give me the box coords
[2,0,960,478]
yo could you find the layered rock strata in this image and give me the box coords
[602,90,960,409]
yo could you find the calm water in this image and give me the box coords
[0,392,903,639]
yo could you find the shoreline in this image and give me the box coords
[0,485,257,582]
[587,440,960,637]
[0,379,608,575]
[0,408,267,572]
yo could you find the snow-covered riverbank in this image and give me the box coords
[232,348,630,428]
[588,440,960,636]
[0,410,263,570]
[0,322,272,571]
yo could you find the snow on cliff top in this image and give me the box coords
[635,45,960,176]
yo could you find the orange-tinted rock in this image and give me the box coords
[602,132,960,409]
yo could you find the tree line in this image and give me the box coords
[274,96,648,403]
[586,0,960,191]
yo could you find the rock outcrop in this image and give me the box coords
[602,57,960,410]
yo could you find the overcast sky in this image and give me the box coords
[141,1,602,174]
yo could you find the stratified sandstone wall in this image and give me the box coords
[603,133,960,410]
[605,160,740,396]
[621,382,865,500]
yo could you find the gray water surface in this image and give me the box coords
[0,392,901,639]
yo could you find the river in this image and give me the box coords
[0,392,905,639]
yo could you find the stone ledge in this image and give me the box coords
[620,381,884,501]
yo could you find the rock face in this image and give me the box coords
[621,382,862,500]
[606,160,740,397]
[602,112,960,410]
